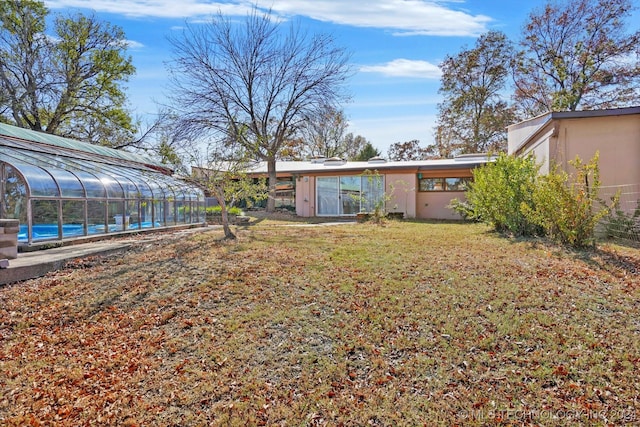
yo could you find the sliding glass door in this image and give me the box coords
[316,175,384,216]
[317,177,339,216]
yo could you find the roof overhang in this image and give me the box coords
[508,106,640,155]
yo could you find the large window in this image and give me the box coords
[317,174,384,216]
[419,177,471,192]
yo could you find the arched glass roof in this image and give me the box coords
[0,123,167,169]
[73,170,107,198]
[1,122,205,245]
[48,168,84,198]
[0,138,202,202]
[12,162,59,197]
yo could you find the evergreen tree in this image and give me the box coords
[353,142,381,161]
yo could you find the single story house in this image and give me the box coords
[238,154,493,220]
[507,106,640,213]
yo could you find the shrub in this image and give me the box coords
[602,199,640,242]
[206,205,243,217]
[521,152,613,248]
[453,153,540,236]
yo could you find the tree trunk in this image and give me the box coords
[215,186,236,240]
[266,158,277,213]
[220,204,236,240]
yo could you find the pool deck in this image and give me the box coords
[1,226,211,286]
[1,240,133,286]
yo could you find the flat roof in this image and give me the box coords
[508,106,640,131]
[239,155,494,175]
[507,105,640,155]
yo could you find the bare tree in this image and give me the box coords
[513,0,640,115]
[298,106,349,159]
[388,140,428,161]
[167,7,352,212]
[342,133,369,160]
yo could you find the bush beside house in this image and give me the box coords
[452,152,616,248]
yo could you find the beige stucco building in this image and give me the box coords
[242,155,492,220]
[507,106,640,214]
[508,106,640,186]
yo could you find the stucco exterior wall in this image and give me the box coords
[416,191,465,220]
[385,173,417,219]
[294,171,456,219]
[507,114,551,154]
[200,157,489,220]
[510,110,640,188]
[295,176,315,217]
[518,126,554,175]
[551,115,640,188]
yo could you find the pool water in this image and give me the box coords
[18,222,161,242]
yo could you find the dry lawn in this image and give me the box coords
[1,220,639,426]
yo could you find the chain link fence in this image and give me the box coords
[598,184,640,245]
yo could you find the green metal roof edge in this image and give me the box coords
[0,122,168,170]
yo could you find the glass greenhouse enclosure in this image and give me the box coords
[0,123,205,246]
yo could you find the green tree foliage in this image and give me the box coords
[353,142,381,161]
[0,0,137,147]
[451,153,540,236]
[187,142,267,240]
[513,0,640,115]
[522,153,614,248]
[433,31,516,157]
[167,7,351,212]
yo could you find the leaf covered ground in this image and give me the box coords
[1,220,639,426]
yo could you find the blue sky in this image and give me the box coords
[40,1,634,155]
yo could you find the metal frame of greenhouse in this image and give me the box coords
[0,123,205,247]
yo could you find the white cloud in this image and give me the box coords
[125,39,145,49]
[270,0,490,36]
[44,0,491,36]
[44,0,250,18]
[360,59,441,79]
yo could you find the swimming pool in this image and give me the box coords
[18,222,161,242]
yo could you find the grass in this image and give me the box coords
[1,220,639,426]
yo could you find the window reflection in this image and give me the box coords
[419,177,471,191]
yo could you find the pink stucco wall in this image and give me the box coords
[385,173,417,219]
[550,115,640,188]
[295,176,315,217]
[416,191,466,220]
[511,111,640,188]
[293,168,476,220]
[509,110,640,216]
